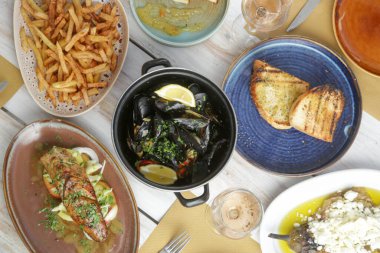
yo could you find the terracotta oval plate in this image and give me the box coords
[333,0,380,77]
[260,169,380,252]
[13,0,129,117]
[3,119,139,253]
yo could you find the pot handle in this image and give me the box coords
[141,58,172,75]
[174,184,210,208]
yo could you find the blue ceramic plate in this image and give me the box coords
[130,0,229,47]
[223,37,362,175]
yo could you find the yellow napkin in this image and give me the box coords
[0,56,24,108]
[139,193,262,253]
[269,0,380,120]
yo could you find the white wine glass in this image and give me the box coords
[206,188,264,239]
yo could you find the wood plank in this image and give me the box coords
[0,109,156,250]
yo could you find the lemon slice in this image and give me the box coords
[139,164,178,185]
[155,84,196,107]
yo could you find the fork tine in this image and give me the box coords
[172,234,190,253]
[166,231,187,250]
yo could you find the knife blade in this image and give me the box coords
[287,0,321,32]
[0,81,8,92]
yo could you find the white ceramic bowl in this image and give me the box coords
[260,169,380,252]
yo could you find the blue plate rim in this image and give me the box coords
[129,0,230,47]
[222,35,363,177]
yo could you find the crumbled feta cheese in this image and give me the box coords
[308,191,380,253]
[344,190,359,201]
[294,223,300,228]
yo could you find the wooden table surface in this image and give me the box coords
[1,0,380,252]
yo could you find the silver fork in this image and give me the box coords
[159,231,191,253]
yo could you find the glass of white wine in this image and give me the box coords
[206,188,264,239]
[222,0,293,53]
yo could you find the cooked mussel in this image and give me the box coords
[173,118,209,132]
[154,99,187,113]
[133,95,153,124]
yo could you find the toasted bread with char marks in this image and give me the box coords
[250,60,310,129]
[289,85,345,142]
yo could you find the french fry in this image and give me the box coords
[71,51,102,62]
[36,68,49,91]
[87,82,107,88]
[81,88,90,106]
[48,0,57,28]
[34,12,49,20]
[31,20,46,28]
[87,88,99,96]
[65,26,89,51]
[47,87,57,107]
[44,56,56,66]
[33,26,57,51]
[56,0,64,14]
[51,18,66,39]
[99,12,113,22]
[27,37,44,71]
[20,27,29,51]
[82,3,102,14]
[68,5,80,32]
[74,42,86,51]
[86,73,94,83]
[66,18,74,42]
[82,63,108,74]
[85,0,92,7]
[66,54,85,86]
[52,80,77,88]
[56,42,69,74]
[111,53,117,72]
[87,35,108,42]
[52,87,77,93]
[45,49,59,60]
[27,0,44,13]
[93,73,100,83]
[99,49,108,63]
[67,72,75,82]
[71,91,82,101]
[57,66,63,81]
[46,62,59,74]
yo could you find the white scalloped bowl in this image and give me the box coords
[13,0,129,117]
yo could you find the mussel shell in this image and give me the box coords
[194,93,208,112]
[134,119,152,141]
[133,95,153,124]
[173,118,209,132]
[154,99,187,114]
[188,83,201,95]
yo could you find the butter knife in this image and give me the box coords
[0,81,8,92]
[287,0,321,32]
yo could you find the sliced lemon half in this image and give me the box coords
[139,164,178,185]
[155,84,196,108]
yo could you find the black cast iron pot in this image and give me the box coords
[112,58,237,207]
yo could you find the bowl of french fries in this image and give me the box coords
[14,0,129,117]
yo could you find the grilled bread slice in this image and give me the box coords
[250,60,310,129]
[289,85,345,142]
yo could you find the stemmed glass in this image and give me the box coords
[206,188,264,239]
[222,0,293,53]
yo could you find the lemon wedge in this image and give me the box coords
[139,164,178,185]
[155,84,196,107]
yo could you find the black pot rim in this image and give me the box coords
[112,66,238,192]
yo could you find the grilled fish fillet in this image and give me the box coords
[289,85,345,142]
[250,60,310,129]
[40,147,108,242]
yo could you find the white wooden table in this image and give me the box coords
[1,0,380,251]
